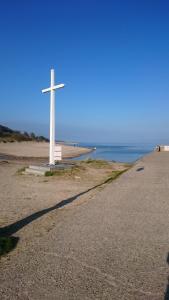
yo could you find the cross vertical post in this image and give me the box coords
[42,69,65,165]
[50,69,55,165]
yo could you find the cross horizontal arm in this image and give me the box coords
[42,83,65,93]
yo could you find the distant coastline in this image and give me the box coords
[0,124,49,143]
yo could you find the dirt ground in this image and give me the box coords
[0,157,128,248]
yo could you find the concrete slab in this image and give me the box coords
[25,162,75,175]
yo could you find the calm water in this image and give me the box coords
[73,143,154,163]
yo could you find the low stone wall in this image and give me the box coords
[155,145,169,152]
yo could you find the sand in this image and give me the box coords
[0,141,92,159]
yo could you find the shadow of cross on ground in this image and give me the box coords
[0,180,107,257]
[164,253,169,300]
[0,168,128,256]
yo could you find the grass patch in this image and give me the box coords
[82,159,110,168]
[45,169,70,177]
[71,165,85,173]
[16,167,26,175]
[45,165,85,177]
[103,169,128,184]
[0,236,19,257]
[45,171,54,176]
[123,163,133,168]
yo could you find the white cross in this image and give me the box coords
[42,69,65,165]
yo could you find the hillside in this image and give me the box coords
[0,124,49,142]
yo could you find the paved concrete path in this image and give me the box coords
[1,152,169,299]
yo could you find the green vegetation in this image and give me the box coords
[103,169,128,184]
[45,169,71,177]
[82,158,110,168]
[45,165,83,177]
[0,237,18,257]
[44,160,130,184]
[0,124,49,142]
[16,167,26,175]
[45,171,55,176]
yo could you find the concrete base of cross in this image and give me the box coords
[25,162,74,176]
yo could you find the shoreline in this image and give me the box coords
[0,141,153,165]
[0,141,93,160]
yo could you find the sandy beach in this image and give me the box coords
[0,141,92,159]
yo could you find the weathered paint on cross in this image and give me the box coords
[42,69,65,165]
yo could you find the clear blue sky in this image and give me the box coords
[0,0,169,144]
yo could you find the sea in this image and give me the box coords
[73,143,155,163]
